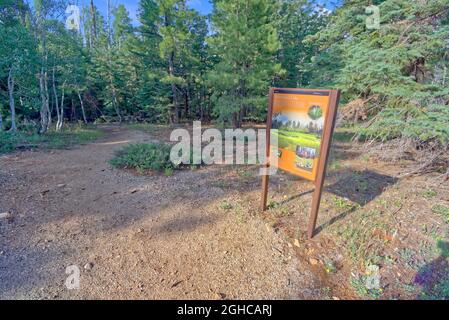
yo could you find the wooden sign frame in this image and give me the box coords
[261,87,341,239]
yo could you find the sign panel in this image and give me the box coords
[262,87,340,238]
[270,89,332,181]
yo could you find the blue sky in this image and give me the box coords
[88,0,212,25]
[85,0,338,25]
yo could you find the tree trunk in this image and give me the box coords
[36,4,51,134]
[39,68,50,134]
[107,51,121,122]
[232,112,239,128]
[164,11,178,124]
[71,96,76,121]
[184,87,189,119]
[168,51,179,124]
[78,90,88,124]
[7,68,17,132]
[107,0,112,48]
[111,86,122,122]
[45,71,51,130]
[56,81,65,131]
[90,0,97,39]
[52,67,61,131]
[200,84,206,121]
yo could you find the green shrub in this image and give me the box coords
[0,126,102,154]
[361,103,449,145]
[432,204,449,222]
[110,143,178,172]
[219,201,233,211]
[44,127,103,149]
[164,167,174,177]
[0,131,21,153]
[0,131,43,153]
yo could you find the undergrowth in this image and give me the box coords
[0,125,103,154]
[110,143,176,173]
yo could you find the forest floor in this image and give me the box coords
[0,125,103,154]
[0,124,448,300]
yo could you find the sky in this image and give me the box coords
[25,0,341,30]
[88,0,213,25]
[81,0,338,26]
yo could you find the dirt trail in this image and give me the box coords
[0,125,321,300]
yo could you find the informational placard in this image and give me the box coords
[261,88,340,238]
[270,89,331,181]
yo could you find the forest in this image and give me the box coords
[1,0,449,301]
[0,0,447,151]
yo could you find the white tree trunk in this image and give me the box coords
[7,68,17,132]
[44,71,51,130]
[52,67,61,131]
[77,90,87,124]
[107,0,112,48]
[57,83,66,131]
[39,68,50,134]
[111,86,121,122]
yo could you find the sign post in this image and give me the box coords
[261,88,341,239]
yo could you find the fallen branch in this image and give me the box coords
[399,149,446,178]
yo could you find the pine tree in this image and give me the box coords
[306,0,449,145]
[131,0,168,122]
[208,0,283,127]
[276,0,329,88]
[158,0,204,124]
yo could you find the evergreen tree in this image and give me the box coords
[0,0,448,151]
[131,0,168,122]
[306,0,449,145]
[158,0,201,123]
[276,0,329,88]
[208,0,283,127]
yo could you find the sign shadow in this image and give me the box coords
[325,169,399,206]
[277,169,399,235]
[316,169,399,234]
[414,241,449,299]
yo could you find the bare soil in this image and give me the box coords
[0,125,322,300]
[1,125,448,300]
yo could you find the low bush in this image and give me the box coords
[110,143,178,173]
[0,126,103,154]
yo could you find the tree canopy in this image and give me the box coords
[0,0,447,147]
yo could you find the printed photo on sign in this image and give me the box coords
[270,89,330,181]
[296,146,318,171]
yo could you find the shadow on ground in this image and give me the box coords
[414,241,449,300]
[0,161,261,297]
[318,169,398,234]
[326,169,399,206]
[277,168,399,235]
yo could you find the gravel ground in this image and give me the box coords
[0,125,322,300]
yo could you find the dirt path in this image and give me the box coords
[0,125,321,300]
